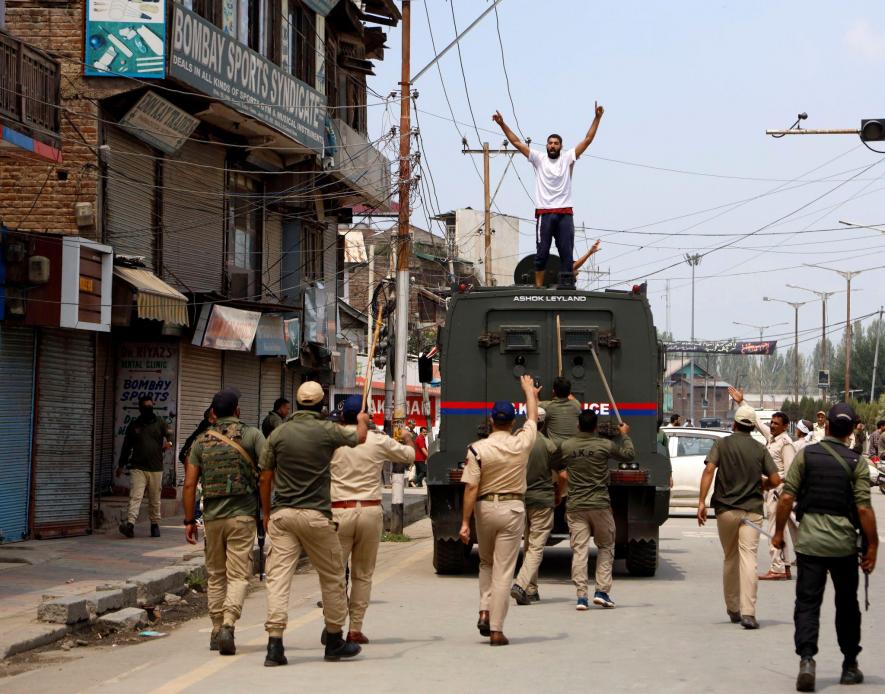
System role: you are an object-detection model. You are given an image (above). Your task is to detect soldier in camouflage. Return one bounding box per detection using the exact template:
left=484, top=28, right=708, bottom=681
left=183, top=388, right=265, bottom=656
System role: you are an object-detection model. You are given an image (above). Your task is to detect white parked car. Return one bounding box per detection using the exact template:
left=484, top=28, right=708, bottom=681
left=662, top=426, right=731, bottom=510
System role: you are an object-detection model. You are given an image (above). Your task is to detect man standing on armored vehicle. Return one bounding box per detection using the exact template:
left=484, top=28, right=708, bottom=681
left=492, top=104, right=604, bottom=289
left=459, top=374, right=539, bottom=646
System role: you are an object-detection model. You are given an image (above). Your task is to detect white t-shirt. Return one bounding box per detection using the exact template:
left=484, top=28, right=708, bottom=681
left=528, top=147, right=578, bottom=210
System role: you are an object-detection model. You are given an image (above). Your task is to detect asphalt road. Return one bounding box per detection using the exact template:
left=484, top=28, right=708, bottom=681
left=4, top=492, right=884, bottom=694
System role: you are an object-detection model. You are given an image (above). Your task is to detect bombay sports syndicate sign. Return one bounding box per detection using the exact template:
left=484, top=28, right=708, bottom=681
left=168, top=5, right=325, bottom=154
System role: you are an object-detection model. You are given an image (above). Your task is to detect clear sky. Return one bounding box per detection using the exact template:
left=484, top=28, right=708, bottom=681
left=367, top=1, right=885, bottom=355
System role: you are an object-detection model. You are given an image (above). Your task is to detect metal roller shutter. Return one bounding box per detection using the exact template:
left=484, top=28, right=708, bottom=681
left=33, top=329, right=95, bottom=537
left=264, top=211, right=283, bottom=299
left=162, top=142, right=225, bottom=293
left=93, top=333, right=115, bottom=495
left=104, top=127, right=156, bottom=264
left=223, top=351, right=261, bottom=428
left=0, top=325, right=36, bottom=543
left=178, top=342, right=222, bottom=480
left=260, top=358, right=284, bottom=418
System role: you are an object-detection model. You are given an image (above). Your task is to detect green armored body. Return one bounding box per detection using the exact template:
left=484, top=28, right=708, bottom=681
left=428, top=283, right=671, bottom=577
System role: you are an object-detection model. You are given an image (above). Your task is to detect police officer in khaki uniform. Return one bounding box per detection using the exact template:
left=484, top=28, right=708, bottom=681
left=182, top=388, right=265, bottom=656
left=510, top=406, right=560, bottom=605
left=539, top=377, right=581, bottom=446
left=773, top=403, right=878, bottom=691
left=460, top=374, right=538, bottom=646
left=260, top=381, right=369, bottom=666
left=330, top=395, right=416, bottom=643
left=559, top=409, right=634, bottom=610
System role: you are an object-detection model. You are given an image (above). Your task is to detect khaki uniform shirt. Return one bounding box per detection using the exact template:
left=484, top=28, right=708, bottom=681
left=784, top=436, right=871, bottom=557
left=812, top=423, right=826, bottom=443
left=755, top=420, right=795, bottom=476
left=461, top=420, right=537, bottom=496
left=188, top=416, right=265, bottom=522
left=260, top=411, right=359, bottom=516
left=331, top=428, right=415, bottom=502
left=538, top=397, right=581, bottom=445
left=558, top=432, right=636, bottom=511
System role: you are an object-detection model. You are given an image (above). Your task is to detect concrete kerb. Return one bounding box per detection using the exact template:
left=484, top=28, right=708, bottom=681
left=0, top=624, right=68, bottom=660
left=125, top=567, right=189, bottom=607
left=96, top=607, right=149, bottom=632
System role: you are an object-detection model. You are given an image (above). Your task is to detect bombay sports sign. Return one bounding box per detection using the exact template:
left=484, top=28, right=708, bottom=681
left=512, top=295, right=588, bottom=303
left=168, top=5, right=325, bottom=153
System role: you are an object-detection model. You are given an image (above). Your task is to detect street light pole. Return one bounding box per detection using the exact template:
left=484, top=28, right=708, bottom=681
left=764, top=296, right=809, bottom=407
left=787, top=283, right=846, bottom=398
left=686, top=254, right=701, bottom=424
left=733, top=320, right=787, bottom=407
left=872, top=306, right=883, bottom=402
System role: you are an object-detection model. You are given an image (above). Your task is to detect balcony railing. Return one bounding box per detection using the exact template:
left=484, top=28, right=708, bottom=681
left=0, top=28, right=61, bottom=140
left=328, top=118, right=392, bottom=209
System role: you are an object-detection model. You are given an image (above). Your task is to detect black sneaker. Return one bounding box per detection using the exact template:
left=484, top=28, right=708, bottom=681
left=727, top=610, right=741, bottom=624
left=150, top=523, right=161, bottom=538
left=840, top=662, right=863, bottom=685
left=320, top=627, right=327, bottom=645
left=740, top=615, right=759, bottom=630
left=324, top=630, right=361, bottom=661
left=218, top=625, right=235, bottom=656
left=264, top=637, right=287, bottom=667
left=209, top=628, right=221, bottom=651
left=119, top=521, right=134, bottom=538
left=528, top=592, right=540, bottom=603
left=796, top=656, right=815, bottom=692
left=510, top=584, right=531, bottom=606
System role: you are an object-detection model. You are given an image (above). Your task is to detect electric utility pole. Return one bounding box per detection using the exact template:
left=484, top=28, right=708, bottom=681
left=787, top=283, right=842, bottom=399
left=463, top=143, right=520, bottom=286
left=872, top=306, right=883, bottom=402
left=764, top=296, right=809, bottom=408
left=685, top=254, right=701, bottom=425
left=391, top=0, right=412, bottom=534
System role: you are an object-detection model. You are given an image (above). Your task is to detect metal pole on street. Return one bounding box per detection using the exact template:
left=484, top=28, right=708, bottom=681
left=686, top=254, right=701, bottom=424
left=872, top=306, right=883, bottom=402
left=787, top=283, right=841, bottom=399
left=763, top=297, right=808, bottom=407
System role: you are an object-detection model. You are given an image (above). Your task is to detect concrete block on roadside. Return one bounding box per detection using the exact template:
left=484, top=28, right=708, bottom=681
left=81, top=589, right=126, bottom=618
left=177, top=558, right=206, bottom=585
left=37, top=595, right=90, bottom=624
left=125, top=567, right=187, bottom=606
left=0, top=624, right=68, bottom=659
left=97, top=607, right=148, bottom=631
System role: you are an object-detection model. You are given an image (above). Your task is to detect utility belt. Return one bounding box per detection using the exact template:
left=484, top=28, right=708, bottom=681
left=331, top=499, right=382, bottom=509
left=478, top=493, right=524, bottom=503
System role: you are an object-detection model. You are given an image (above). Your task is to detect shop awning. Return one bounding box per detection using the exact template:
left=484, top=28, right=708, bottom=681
left=114, top=266, right=189, bottom=326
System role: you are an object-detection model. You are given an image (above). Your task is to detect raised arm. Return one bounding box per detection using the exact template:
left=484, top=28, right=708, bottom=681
left=492, top=111, right=530, bottom=158
left=574, top=102, right=604, bottom=158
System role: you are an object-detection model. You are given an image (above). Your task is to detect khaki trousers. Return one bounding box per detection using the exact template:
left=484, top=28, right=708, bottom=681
left=333, top=504, right=383, bottom=632
left=476, top=499, right=525, bottom=632
left=514, top=506, right=554, bottom=594
left=204, top=515, right=255, bottom=628
left=127, top=469, right=162, bottom=524
left=264, top=508, right=348, bottom=637
left=567, top=507, right=615, bottom=597
left=716, top=508, right=763, bottom=616
left=764, top=489, right=798, bottom=573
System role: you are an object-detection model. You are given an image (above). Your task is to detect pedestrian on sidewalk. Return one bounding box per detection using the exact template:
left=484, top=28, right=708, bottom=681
left=459, top=374, right=538, bottom=646
left=259, top=381, right=369, bottom=666
left=329, top=396, right=415, bottom=644
left=868, top=419, right=885, bottom=458
left=559, top=410, right=634, bottom=611
left=729, top=388, right=796, bottom=581
left=413, top=427, right=429, bottom=488
left=492, top=105, right=604, bottom=289
left=773, top=402, right=878, bottom=692
left=511, top=406, right=560, bottom=606
left=183, top=388, right=265, bottom=656
left=698, top=405, right=782, bottom=630
left=116, top=396, right=172, bottom=539
left=261, top=398, right=291, bottom=438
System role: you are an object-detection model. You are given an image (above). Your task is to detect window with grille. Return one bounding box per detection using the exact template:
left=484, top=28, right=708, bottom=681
left=226, top=173, right=263, bottom=299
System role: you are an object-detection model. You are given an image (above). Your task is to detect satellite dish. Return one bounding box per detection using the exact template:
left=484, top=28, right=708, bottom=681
left=513, top=254, right=560, bottom=287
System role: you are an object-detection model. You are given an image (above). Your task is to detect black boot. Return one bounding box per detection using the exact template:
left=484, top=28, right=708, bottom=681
left=209, top=627, right=221, bottom=651
left=796, top=657, right=815, bottom=692
left=320, top=627, right=327, bottom=645
left=150, top=523, right=161, bottom=538
left=840, top=661, right=863, bottom=685
left=264, top=637, right=287, bottom=667
left=119, top=521, right=134, bottom=538
left=218, top=625, right=236, bottom=656
left=324, top=630, right=361, bottom=661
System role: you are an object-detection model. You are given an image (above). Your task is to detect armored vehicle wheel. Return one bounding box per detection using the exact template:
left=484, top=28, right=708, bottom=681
left=626, top=538, right=658, bottom=577
left=434, top=538, right=473, bottom=574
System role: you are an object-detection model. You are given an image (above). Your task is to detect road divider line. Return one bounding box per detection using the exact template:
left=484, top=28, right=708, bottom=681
left=150, top=541, right=433, bottom=694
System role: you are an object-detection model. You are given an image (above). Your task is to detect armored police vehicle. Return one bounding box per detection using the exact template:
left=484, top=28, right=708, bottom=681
left=427, top=277, right=670, bottom=577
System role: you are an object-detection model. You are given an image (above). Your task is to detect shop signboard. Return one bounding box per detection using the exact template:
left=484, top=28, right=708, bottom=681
left=284, top=317, right=301, bottom=363
left=198, top=305, right=261, bottom=352
left=85, top=0, right=166, bottom=78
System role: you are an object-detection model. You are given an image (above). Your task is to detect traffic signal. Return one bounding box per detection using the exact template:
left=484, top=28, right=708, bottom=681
left=860, top=119, right=885, bottom=141
left=374, top=327, right=389, bottom=369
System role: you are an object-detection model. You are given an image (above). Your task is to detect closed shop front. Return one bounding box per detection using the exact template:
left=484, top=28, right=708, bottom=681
left=104, top=127, right=156, bottom=265
left=222, top=351, right=261, bottom=428
left=0, top=325, right=36, bottom=544
left=178, top=342, right=222, bottom=480
left=162, top=142, right=226, bottom=293
left=32, top=329, right=95, bottom=538
left=93, top=333, right=115, bottom=495
left=264, top=211, right=283, bottom=299
left=260, top=358, right=285, bottom=420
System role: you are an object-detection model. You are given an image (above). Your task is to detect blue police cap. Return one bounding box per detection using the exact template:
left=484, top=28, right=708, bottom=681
left=491, top=401, right=516, bottom=422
